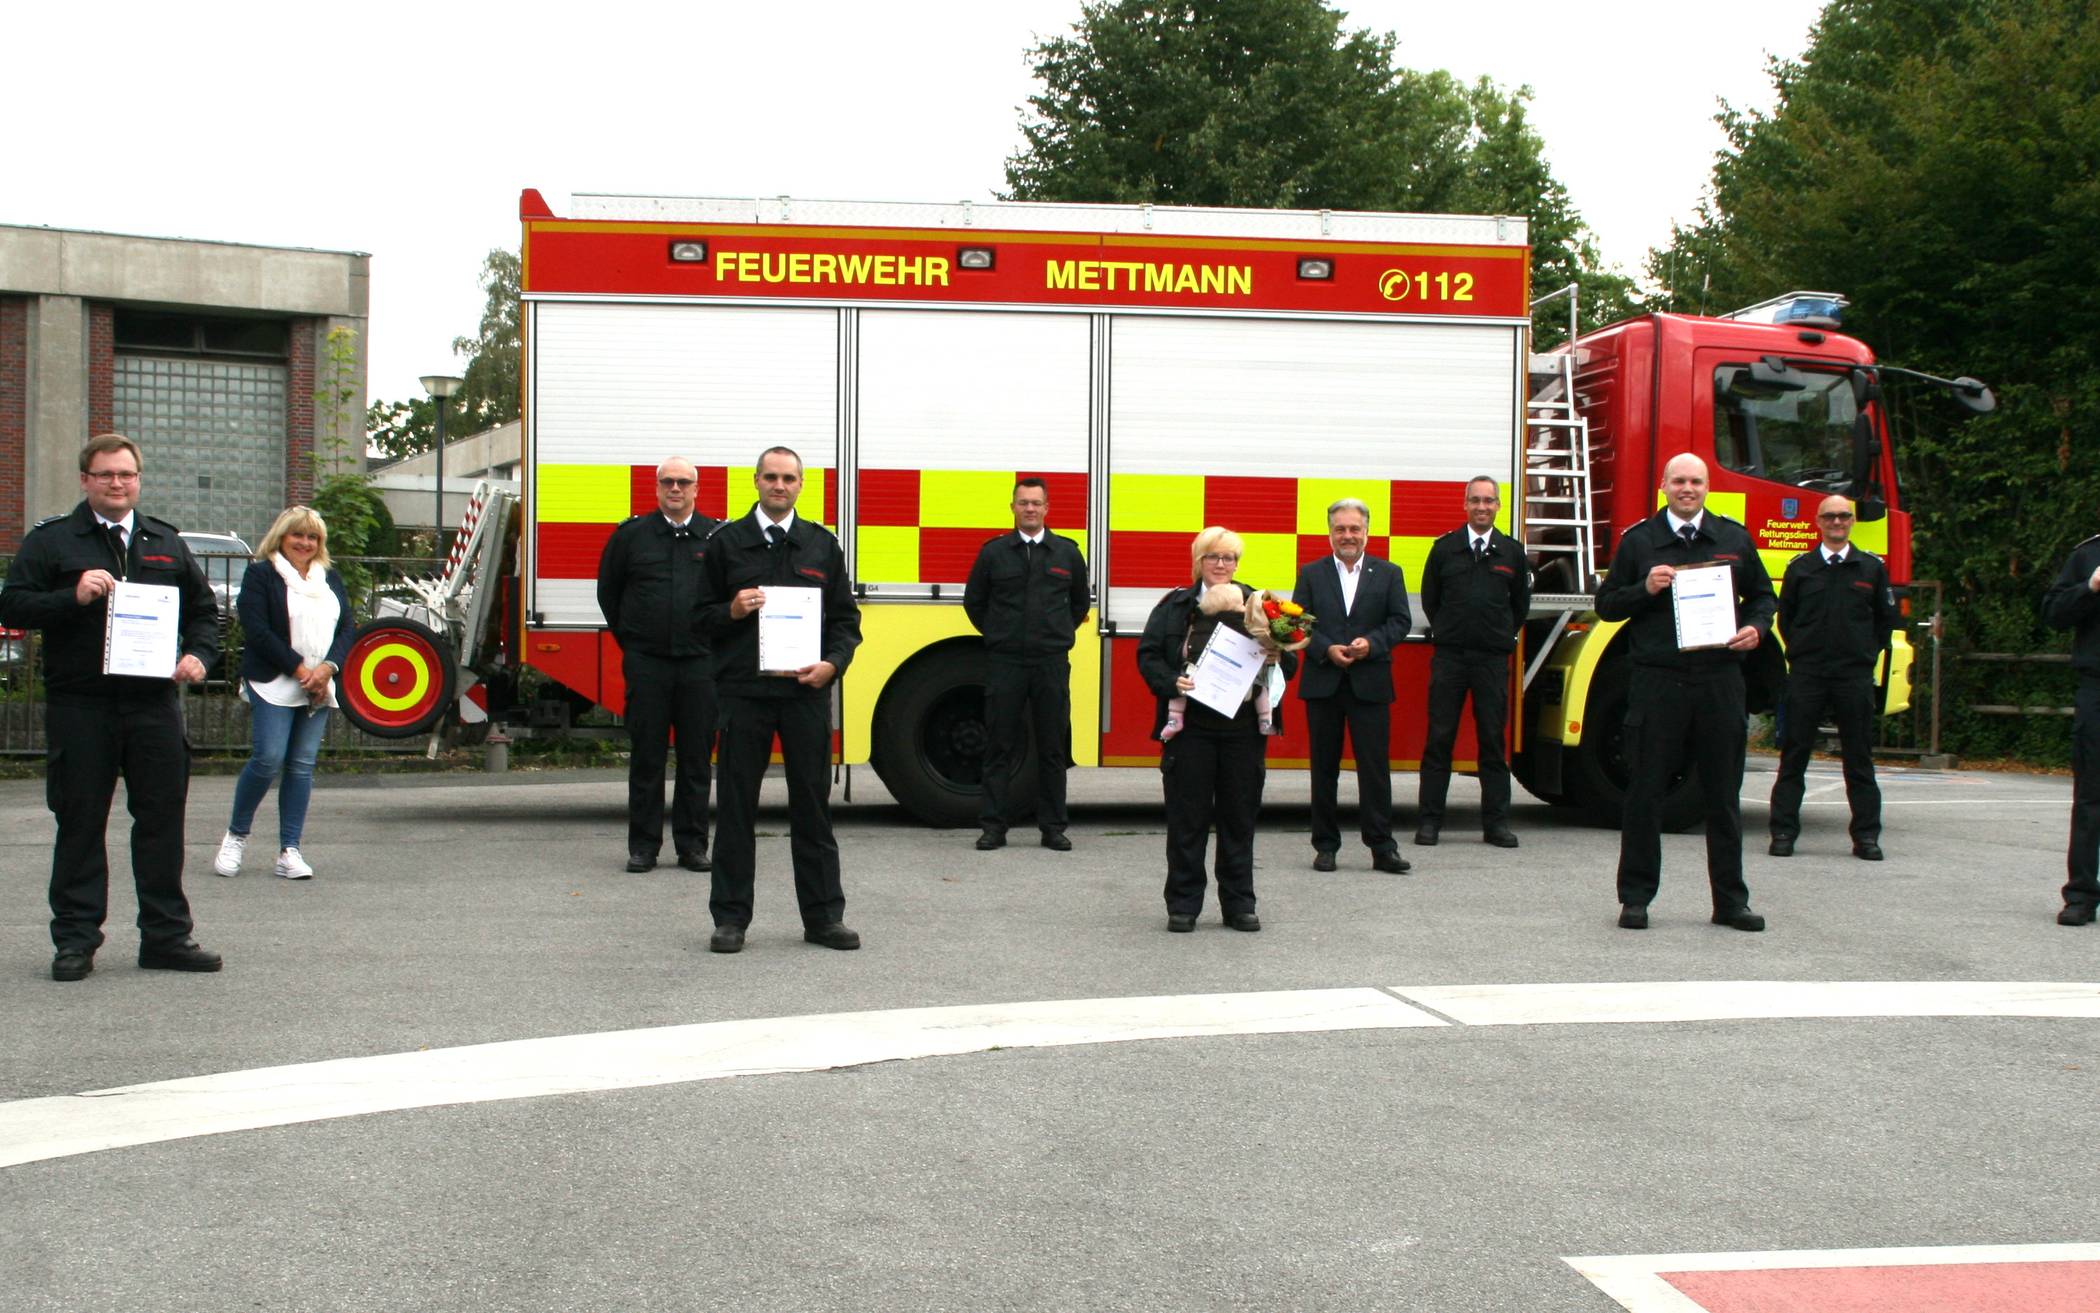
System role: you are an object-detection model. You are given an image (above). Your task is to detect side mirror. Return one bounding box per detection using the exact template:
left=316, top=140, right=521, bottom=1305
left=1854, top=496, right=1887, bottom=523
left=1849, top=369, right=1883, bottom=407
left=1951, top=377, right=1996, bottom=414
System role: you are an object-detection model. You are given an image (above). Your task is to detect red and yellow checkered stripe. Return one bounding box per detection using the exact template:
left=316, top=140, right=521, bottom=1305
left=857, top=469, right=1088, bottom=583
left=1108, top=475, right=1512, bottom=591
left=535, top=464, right=837, bottom=579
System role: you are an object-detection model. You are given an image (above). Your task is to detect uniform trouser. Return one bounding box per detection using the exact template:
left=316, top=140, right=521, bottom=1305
left=1768, top=670, right=1881, bottom=844
left=980, top=656, right=1072, bottom=835
left=1305, top=685, right=1393, bottom=853
left=621, top=650, right=716, bottom=858
left=2067, top=679, right=2100, bottom=910
left=1417, top=647, right=1513, bottom=829
left=710, top=692, right=843, bottom=929
left=1615, top=666, right=1751, bottom=913
left=44, top=688, right=194, bottom=954
left=1160, top=726, right=1266, bottom=917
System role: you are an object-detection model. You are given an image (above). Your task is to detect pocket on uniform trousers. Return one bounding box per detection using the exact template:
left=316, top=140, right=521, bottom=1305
left=46, top=744, right=64, bottom=813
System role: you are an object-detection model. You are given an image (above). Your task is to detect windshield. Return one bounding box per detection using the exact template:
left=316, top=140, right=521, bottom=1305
left=183, top=535, right=249, bottom=555
left=1712, top=364, right=1860, bottom=492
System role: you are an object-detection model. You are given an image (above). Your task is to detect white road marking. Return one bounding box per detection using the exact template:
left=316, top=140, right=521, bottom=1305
left=3, top=981, right=2095, bottom=1171
left=1402, top=980, right=2100, bottom=1026
left=1568, top=1243, right=2100, bottom=1312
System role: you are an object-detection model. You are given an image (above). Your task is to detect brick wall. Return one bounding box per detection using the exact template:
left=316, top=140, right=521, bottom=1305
left=287, top=317, right=315, bottom=505
left=0, top=297, right=26, bottom=552
left=86, top=302, right=113, bottom=437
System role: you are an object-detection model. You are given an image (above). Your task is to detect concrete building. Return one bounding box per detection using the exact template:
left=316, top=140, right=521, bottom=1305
left=370, top=419, right=519, bottom=532
left=0, top=224, right=369, bottom=552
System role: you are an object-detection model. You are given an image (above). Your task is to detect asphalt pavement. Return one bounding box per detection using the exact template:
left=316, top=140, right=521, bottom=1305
left=1, top=756, right=2094, bottom=1312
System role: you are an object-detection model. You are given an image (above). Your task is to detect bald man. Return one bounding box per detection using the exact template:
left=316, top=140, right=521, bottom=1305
left=1595, top=453, right=1777, bottom=932
left=1768, top=495, right=1899, bottom=861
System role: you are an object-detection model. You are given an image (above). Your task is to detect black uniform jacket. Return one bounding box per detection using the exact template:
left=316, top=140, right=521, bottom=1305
left=0, top=501, right=219, bottom=697
left=963, top=530, right=1090, bottom=661
left=1421, top=527, right=1531, bottom=654
left=597, top=512, right=722, bottom=659
left=1776, top=545, right=1898, bottom=679
left=236, top=559, right=355, bottom=687
left=1595, top=508, right=1776, bottom=674
left=699, top=507, right=861, bottom=699
left=1137, top=582, right=1300, bottom=740
left=2043, top=535, right=2100, bottom=679
left=1291, top=554, right=1411, bottom=702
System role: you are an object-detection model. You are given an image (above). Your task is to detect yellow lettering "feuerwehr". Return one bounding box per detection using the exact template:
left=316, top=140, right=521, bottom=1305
left=712, top=251, right=952, bottom=288
left=1044, top=260, right=1253, bottom=296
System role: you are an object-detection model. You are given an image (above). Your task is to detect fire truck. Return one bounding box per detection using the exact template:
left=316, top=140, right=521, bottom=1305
left=334, top=190, right=1988, bottom=829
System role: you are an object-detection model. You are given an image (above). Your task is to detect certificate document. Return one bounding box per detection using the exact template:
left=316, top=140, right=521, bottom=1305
left=1671, top=564, right=1738, bottom=650
left=1186, top=622, right=1265, bottom=717
left=758, top=586, right=822, bottom=673
left=103, top=580, right=181, bottom=678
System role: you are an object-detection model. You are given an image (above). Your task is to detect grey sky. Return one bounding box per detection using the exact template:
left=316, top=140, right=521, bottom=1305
left=2, top=0, right=1826, bottom=407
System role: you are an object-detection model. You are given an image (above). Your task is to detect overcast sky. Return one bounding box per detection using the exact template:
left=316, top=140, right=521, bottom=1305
left=4, top=0, right=1827, bottom=407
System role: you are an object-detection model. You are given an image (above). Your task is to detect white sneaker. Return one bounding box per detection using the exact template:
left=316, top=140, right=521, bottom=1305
left=213, top=832, right=247, bottom=877
left=273, top=848, right=314, bottom=880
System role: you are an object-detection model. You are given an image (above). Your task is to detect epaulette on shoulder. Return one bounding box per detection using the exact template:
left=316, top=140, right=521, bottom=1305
left=140, top=512, right=181, bottom=535
left=2077, top=534, right=2100, bottom=550
left=32, top=512, right=66, bottom=529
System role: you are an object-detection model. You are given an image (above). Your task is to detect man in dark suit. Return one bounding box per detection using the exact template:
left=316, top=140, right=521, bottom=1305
left=597, top=456, right=722, bottom=874
left=1293, top=497, right=1413, bottom=873
left=1595, top=453, right=1777, bottom=932
left=697, top=447, right=863, bottom=954
left=1416, top=477, right=1531, bottom=848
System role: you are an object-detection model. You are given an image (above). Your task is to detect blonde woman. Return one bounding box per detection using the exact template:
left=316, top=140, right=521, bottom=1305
left=1135, top=527, right=1298, bottom=933
left=213, top=507, right=353, bottom=880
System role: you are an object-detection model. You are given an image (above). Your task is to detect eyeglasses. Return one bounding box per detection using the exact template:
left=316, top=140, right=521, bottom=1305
left=1818, top=512, right=1855, bottom=522
left=86, top=470, right=140, bottom=484
left=1200, top=553, right=1240, bottom=565
left=658, top=478, right=696, bottom=488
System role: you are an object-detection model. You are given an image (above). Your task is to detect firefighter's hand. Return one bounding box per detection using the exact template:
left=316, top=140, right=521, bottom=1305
left=730, top=587, right=765, bottom=619
left=174, top=655, right=207, bottom=684
left=1348, top=637, right=1371, bottom=659
left=1175, top=675, right=1195, bottom=692
left=1645, top=564, right=1676, bottom=595
left=1326, top=644, right=1357, bottom=666
left=2088, top=565, right=2100, bottom=593
left=75, top=569, right=116, bottom=605
left=795, top=660, right=836, bottom=689
left=1725, top=625, right=1761, bottom=651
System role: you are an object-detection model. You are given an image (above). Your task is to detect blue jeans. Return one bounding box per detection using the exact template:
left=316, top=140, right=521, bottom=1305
left=229, top=697, right=331, bottom=849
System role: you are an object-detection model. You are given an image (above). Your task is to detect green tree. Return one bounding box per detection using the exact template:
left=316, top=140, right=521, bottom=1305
left=1004, top=0, right=1633, bottom=337
left=1647, top=0, right=2100, bottom=761
left=366, top=248, right=521, bottom=461
left=311, top=326, right=395, bottom=607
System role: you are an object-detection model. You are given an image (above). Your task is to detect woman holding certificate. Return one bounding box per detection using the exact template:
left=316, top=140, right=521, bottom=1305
left=213, top=507, right=354, bottom=881
left=1137, top=527, right=1300, bottom=934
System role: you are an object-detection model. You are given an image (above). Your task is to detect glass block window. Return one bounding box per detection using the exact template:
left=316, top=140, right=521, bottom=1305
left=113, top=355, right=288, bottom=545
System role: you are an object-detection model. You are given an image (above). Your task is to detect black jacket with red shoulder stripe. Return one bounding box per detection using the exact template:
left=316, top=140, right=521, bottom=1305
left=1595, top=508, right=1776, bottom=675
left=1776, top=544, right=1898, bottom=679
left=698, top=505, right=861, bottom=699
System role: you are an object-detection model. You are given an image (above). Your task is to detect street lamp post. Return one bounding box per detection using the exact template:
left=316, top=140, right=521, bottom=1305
left=420, top=373, right=465, bottom=557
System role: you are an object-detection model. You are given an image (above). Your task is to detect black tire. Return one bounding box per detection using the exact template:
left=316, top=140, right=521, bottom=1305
left=336, top=616, right=458, bottom=739
left=1569, top=652, right=1703, bottom=832
left=870, top=645, right=1035, bottom=827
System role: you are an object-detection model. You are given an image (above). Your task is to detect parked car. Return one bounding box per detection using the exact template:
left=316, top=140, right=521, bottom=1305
left=179, top=532, right=252, bottom=679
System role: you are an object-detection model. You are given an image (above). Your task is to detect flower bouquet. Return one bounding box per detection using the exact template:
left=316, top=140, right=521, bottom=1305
left=1243, top=590, right=1315, bottom=653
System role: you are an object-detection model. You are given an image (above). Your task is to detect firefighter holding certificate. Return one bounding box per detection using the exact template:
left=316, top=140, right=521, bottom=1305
left=1594, top=453, right=1776, bottom=933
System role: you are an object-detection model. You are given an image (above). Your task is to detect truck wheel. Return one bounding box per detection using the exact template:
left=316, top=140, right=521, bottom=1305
left=337, top=617, right=457, bottom=739
left=871, top=646, right=1035, bottom=827
left=1569, top=655, right=1703, bottom=832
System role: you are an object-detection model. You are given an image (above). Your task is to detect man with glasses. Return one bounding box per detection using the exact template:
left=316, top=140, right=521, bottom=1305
left=1292, top=498, right=1414, bottom=873
left=1, top=434, right=222, bottom=981
left=964, top=477, right=1091, bottom=852
left=1768, top=495, right=1899, bottom=860
left=597, top=457, right=722, bottom=873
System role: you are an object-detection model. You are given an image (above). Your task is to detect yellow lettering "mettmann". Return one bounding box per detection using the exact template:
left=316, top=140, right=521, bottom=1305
left=711, top=251, right=953, bottom=288
left=1044, top=260, right=1253, bottom=296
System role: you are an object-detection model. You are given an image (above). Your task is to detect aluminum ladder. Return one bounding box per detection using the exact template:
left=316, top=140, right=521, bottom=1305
left=1522, top=349, right=1603, bottom=593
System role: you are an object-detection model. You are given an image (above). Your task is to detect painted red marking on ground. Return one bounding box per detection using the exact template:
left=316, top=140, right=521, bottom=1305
left=1662, top=1261, right=2100, bottom=1312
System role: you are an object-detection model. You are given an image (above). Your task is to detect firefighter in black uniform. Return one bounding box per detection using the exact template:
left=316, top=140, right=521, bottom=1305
left=697, top=447, right=862, bottom=954
left=1767, top=494, right=1899, bottom=861
left=1417, top=476, right=1532, bottom=848
left=0, top=434, right=222, bottom=981
left=597, top=456, right=722, bottom=873
left=2042, top=529, right=2100, bottom=926
left=963, top=477, right=1091, bottom=852
left=1595, top=453, right=1777, bottom=932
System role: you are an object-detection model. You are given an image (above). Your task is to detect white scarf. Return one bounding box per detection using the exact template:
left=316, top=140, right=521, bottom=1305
left=248, top=553, right=341, bottom=708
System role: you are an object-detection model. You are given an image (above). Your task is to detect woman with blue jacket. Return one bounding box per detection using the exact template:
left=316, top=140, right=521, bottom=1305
left=213, top=506, right=354, bottom=881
